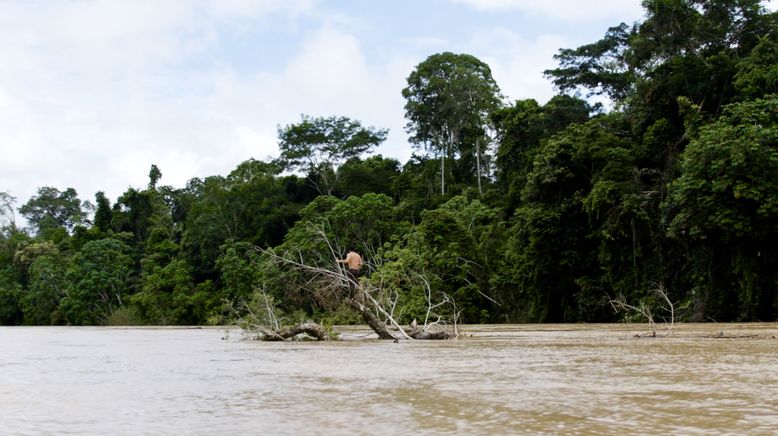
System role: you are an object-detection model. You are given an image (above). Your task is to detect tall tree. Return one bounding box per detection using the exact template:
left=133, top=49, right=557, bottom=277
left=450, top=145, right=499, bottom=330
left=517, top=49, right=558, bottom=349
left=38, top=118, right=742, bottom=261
left=19, top=187, right=90, bottom=235
left=93, top=191, right=113, bottom=233
left=148, top=164, right=162, bottom=190
left=544, top=23, right=635, bottom=101
left=277, top=115, right=388, bottom=195
left=402, top=52, right=503, bottom=195
left=0, top=191, right=17, bottom=233
left=546, top=0, right=775, bottom=114
left=113, top=187, right=164, bottom=243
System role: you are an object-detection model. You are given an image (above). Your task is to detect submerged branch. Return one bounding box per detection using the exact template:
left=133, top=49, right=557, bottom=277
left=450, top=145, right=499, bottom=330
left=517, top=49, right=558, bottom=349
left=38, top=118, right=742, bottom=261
left=252, top=322, right=328, bottom=341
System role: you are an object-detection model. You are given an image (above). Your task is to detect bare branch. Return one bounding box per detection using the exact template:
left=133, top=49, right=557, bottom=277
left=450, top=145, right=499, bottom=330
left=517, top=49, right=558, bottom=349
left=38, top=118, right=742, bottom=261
left=609, top=282, right=677, bottom=337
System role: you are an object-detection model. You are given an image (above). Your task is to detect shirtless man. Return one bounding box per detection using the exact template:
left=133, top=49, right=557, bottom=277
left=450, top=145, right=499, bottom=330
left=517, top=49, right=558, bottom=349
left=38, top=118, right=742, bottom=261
left=337, top=246, right=363, bottom=294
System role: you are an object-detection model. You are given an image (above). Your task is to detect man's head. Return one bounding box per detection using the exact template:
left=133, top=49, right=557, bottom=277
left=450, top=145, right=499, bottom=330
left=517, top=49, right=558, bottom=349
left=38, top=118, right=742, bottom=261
left=347, top=245, right=356, bottom=253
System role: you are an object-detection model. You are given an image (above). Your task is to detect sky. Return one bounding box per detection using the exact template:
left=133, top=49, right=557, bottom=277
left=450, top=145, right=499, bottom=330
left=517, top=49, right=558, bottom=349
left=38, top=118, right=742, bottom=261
left=0, top=0, right=775, bottom=214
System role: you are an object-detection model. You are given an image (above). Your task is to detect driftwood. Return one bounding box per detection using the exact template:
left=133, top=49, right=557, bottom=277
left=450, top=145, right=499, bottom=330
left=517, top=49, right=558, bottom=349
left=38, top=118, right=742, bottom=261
left=345, top=296, right=396, bottom=340
left=404, top=327, right=450, bottom=340
left=254, top=322, right=327, bottom=341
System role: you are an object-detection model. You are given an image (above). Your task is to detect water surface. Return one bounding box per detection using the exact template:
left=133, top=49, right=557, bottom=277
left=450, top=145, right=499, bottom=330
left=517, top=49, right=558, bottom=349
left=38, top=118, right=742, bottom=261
left=1, top=323, right=776, bottom=435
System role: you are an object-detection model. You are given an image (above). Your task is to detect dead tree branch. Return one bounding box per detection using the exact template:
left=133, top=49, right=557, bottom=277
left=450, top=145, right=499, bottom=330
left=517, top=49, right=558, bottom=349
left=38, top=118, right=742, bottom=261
left=249, top=231, right=457, bottom=340
left=610, top=282, right=676, bottom=337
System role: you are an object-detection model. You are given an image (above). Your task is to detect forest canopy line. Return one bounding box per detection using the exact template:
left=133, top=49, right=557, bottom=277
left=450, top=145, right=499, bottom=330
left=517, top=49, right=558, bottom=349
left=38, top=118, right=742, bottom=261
left=1, top=0, right=777, bottom=326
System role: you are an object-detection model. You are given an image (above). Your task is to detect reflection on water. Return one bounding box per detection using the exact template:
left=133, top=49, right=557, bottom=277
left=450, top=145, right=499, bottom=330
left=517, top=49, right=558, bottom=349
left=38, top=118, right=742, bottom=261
left=1, top=324, right=776, bottom=435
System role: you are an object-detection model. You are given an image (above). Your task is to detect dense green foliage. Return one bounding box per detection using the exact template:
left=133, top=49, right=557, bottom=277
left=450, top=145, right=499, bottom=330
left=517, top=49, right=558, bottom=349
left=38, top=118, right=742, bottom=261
left=2, top=0, right=776, bottom=325
left=403, top=52, right=502, bottom=195
left=277, top=115, right=389, bottom=196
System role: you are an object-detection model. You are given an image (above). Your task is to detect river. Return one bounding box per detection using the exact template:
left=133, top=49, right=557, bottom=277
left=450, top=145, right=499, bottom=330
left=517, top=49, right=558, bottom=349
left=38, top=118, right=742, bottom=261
left=1, top=323, right=776, bottom=435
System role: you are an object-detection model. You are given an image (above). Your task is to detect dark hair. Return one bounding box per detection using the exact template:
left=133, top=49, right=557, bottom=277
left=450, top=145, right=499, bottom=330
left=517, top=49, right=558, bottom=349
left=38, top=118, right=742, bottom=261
left=347, top=245, right=356, bottom=252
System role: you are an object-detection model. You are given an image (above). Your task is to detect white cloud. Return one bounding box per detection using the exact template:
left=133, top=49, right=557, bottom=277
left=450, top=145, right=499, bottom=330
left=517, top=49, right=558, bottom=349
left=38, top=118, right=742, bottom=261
left=463, top=27, right=572, bottom=104
left=0, top=0, right=319, bottom=208
left=452, top=0, right=645, bottom=22
left=199, top=24, right=417, bottom=165
left=401, top=37, right=450, bottom=48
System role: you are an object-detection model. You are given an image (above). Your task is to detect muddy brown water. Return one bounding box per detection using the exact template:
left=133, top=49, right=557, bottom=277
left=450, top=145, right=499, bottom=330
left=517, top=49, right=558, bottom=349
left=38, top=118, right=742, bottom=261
left=1, top=323, right=776, bottom=435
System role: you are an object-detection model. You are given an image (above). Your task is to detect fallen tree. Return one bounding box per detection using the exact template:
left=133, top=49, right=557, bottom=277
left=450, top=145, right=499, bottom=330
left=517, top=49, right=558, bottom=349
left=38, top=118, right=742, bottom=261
left=343, top=288, right=453, bottom=340
left=239, top=229, right=459, bottom=341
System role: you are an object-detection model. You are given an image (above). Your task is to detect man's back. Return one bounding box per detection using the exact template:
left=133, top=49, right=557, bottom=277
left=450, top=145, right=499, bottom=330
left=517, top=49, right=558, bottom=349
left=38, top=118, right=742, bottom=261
left=345, top=251, right=362, bottom=270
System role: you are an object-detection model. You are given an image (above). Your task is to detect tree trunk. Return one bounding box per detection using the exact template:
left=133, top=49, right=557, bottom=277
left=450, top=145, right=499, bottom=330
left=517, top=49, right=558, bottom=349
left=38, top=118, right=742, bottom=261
left=346, top=297, right=396, bottom=339
left=346, top=290, right=451, bottom=340
left=404, top=326, right=450, bottom=340
left=258, top=322, right=328, bottom=341
left=475, top=137, right=482, bottom=195
left=440, top=153, right=445, bottom=195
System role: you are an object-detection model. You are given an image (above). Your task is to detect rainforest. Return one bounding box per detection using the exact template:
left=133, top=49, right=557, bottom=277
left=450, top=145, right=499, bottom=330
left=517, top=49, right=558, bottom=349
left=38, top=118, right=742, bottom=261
left=1, top=0, right=777, bottom=327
